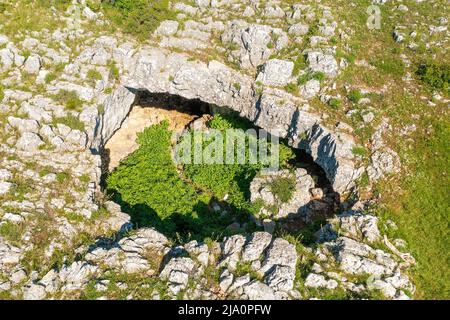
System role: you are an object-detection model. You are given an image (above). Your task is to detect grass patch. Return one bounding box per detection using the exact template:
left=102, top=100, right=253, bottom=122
left=52, top=90, right=83, bottom=111
left=376, top=108, right=450, bottom=299
left=0, top=221, right=24, bottom=245
left=97, top=0, right=176, bottom=40
left=52, top=114, right=85, bottom=132
left=416, top=63, right=450, bottom=93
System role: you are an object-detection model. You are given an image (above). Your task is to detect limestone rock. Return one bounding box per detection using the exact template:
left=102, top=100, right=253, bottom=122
left=304, top=273, right=338, bottom=289
left=256, top=59, right=294, bottom=87
left=160, top=257, right=196, bottom=295
left=260, top=238, right=298, bottom=275
left=242, top=232, right=272, bottom=262
left=16, top=132, right=44, bottom=151
left=307, top=51, right=339, bottom=78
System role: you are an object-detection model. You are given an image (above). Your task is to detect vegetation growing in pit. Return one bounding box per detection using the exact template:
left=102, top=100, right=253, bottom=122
left=268, top=176, right=296, bottom=204
left=106, top=113, right=297, bottom=242
left=182, top=113, right=296, bottom=213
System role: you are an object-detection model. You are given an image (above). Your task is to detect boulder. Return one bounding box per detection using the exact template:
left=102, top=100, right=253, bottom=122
left=260, top=238, right=298, bottom=275
left=160, top=257, right=197, bottom=295
left=242, top=232, right=272, bottom=262
left=256, top=59, right=294, bottom=87
left=307, top=51, right=339, bottom=78
left=16, top=132, right=44, bottom=150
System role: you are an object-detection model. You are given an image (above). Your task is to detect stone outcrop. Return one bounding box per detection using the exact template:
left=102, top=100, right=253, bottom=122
left=92, top=46, right=360, bottom=194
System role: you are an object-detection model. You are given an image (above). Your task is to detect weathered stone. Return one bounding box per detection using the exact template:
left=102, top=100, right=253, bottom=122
left=304, top=273, right=338, bottom=289
left=242, top=232, right=272, bottom=262
left=16, top=132, right=44, bottom=150
left=242, top=280, right=277, bottom=300
left=307, top=51, right=339, bottom=78
left=264, top=265, right=295, bottom=292
left=155, top=20, right=179, bottom=37
left=256, top=59, right=294, bottom=87
left=260, top=238, right=298, bottom=275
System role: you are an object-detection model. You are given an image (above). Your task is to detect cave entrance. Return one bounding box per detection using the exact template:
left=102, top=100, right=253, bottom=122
left=100, top=90, right=338, bottom=242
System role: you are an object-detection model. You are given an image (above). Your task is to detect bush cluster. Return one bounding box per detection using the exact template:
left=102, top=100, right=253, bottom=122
left=416, top=63, right=450, bottom=93
left=98, top=0, right=175, bottom=40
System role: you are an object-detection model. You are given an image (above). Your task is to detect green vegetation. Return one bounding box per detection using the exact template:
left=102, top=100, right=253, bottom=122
left=0, top=221, right=24, bottom=245
left=328, top=98, right=342, bottom=110
left=0, top=84, right=4, bottom=101
left=44, top=73, right=57, bottom=84
left=182, top=113, right=295, bottom=212
left=95, top=0, right=175, bottom=40
left=268, top=176, right=296, bottom=204
left=285, top=83, right=298, bottom=94
left=106, top=121, right=242, bottom=242
left=352, top=146, right=368, bottom=157
left=108, top=61, right=120, bottom=81
left=52, top=114, right=85, bottom=132
left=292, top=55, right=307, bottom=76
left=86, top=69, right=103, bottom=85
left=347, top=89, right=362, bottom=104
left=416, top=63, right=450, bottom=93
left=298, top=72, right=326, bottom=85
left=370, top=54, right=405, bottom=77
left=106, top=113, right=297, bottom=242
left=52, top=90, right=84, bottom=111
left=377, top=110, right=450, bottom=299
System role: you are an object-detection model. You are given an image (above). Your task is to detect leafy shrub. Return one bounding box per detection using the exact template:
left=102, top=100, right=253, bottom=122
left=100, top=0, right=175, bottom=40
left=106, top=121, right=237, bottom=241
left=347, top=89, right=362, bottom=103
left=416, top=63, right=450, bottom=93
left=108, top=62, right=120, bottom=80
left=183, top=113, right=295, bottom=212
left=269, top=176, right=296, bottom=203
left=0, top=84, right=4, bottom=101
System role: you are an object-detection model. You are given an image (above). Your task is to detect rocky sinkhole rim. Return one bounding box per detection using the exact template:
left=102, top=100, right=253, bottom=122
left=91, top=89, right=340, bottom=241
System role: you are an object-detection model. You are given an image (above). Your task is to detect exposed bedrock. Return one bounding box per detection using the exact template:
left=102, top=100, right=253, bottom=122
left=91, top=48, right=361, bottom=194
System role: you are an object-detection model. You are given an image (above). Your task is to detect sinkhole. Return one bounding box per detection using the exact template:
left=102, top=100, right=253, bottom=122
left=99, top=91, right=339, bottom=243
